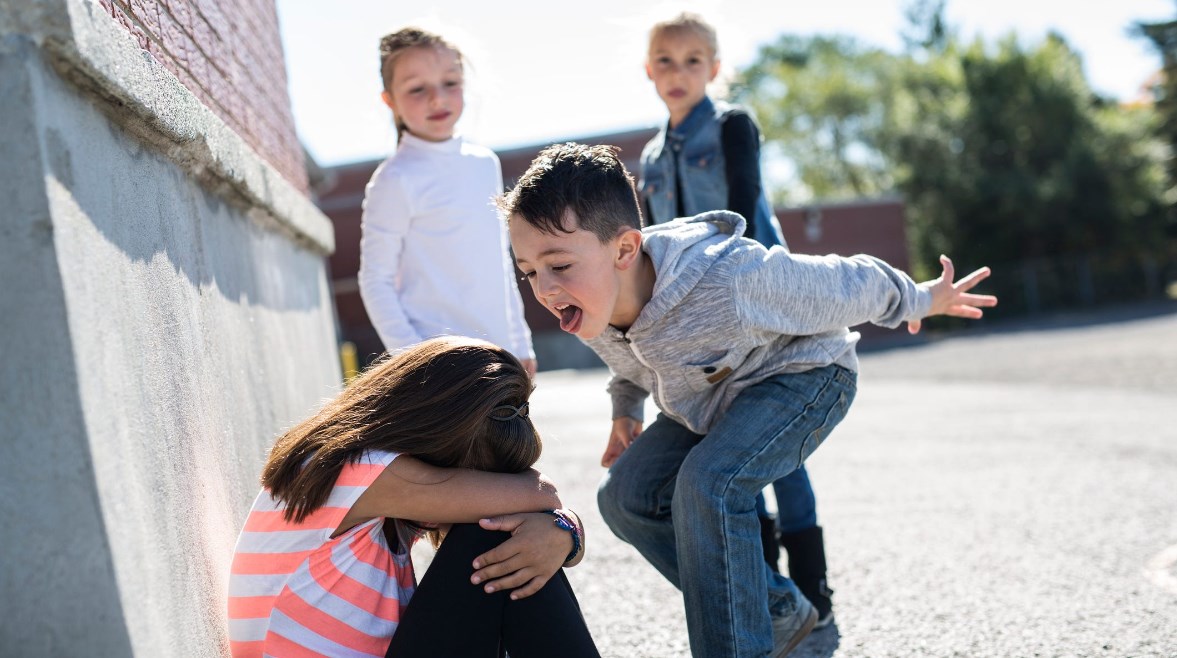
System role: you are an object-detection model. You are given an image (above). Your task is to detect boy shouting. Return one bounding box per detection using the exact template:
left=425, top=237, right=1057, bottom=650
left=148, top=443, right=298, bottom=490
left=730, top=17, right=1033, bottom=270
left=502, top=143, right=996, bottom=658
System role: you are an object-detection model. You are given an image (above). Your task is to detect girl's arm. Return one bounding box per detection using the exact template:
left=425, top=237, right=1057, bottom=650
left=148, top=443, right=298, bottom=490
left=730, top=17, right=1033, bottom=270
left=342, top=456, right=560, bottom=531
left=341, top=457, right=576, bottom=601
left=468, top=509, right=585, bottom=599
left=492, top=154, right=537, bottom=364
left=502, top=254, right=535, bottom=365
left=357, top=168, right=424, bottom=350
left=721, top=110, right=765, bottom=241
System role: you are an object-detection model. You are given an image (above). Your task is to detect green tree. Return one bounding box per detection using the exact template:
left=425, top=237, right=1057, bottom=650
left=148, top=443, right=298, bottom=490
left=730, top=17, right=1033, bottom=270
left=734, top=35, right=900, bottom=204
left=1135, top=17, right=1177, bottom=235
left=737, top=23, right=1169, bottom=303
left=898, top=35, right=1167, bottom=268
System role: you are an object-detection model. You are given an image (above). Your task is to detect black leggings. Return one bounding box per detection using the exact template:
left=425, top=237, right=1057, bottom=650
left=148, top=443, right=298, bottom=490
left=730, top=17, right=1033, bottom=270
left=385, top=523, right=601, bottom=658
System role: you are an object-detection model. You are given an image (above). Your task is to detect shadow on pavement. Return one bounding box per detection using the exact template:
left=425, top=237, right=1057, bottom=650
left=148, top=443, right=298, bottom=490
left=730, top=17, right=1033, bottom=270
left=794, top=623, right=840, bottom=657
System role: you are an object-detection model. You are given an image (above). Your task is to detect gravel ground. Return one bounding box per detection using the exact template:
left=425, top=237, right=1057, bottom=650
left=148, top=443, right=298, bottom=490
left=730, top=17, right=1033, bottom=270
left=426, top=304, right=1177, bottom=657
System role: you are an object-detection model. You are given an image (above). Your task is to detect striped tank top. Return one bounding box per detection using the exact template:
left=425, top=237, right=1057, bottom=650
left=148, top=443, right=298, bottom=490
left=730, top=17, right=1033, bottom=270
left=227, top=450, right=416, bottom=657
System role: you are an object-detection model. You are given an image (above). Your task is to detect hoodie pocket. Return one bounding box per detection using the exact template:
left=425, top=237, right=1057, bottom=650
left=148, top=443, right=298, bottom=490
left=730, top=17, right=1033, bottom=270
left=681, top=351, right=740, bottom=393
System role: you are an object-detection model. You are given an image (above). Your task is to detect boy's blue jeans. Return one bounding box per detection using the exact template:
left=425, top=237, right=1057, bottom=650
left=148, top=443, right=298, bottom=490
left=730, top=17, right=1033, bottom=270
left=598, top=365, right=856, bottom=658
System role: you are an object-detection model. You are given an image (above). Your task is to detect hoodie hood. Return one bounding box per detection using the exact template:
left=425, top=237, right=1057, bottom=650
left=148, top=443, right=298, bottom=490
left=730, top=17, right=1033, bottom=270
left=634, top=210, right=748, bottom=331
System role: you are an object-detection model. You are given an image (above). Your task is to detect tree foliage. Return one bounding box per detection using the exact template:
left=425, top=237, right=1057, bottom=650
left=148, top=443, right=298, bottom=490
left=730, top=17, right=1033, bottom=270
left=735, top=36, right=899, bottom=203
left=734, top=16, right=1171, bottom=289
left=1135, top=18, right=1177, bottom=211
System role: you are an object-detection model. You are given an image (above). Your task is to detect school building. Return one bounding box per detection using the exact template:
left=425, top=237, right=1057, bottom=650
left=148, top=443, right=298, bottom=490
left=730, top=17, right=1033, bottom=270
left=315, top=129, right=914, bottom=371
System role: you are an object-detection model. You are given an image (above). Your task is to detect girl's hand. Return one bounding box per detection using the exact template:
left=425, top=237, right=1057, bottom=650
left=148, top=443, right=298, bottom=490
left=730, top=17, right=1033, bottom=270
left=909, top=255, right=998, bottom=334
left=602, top=417, right=642, bottom=467
left=469, top=512, right=574, bottom=600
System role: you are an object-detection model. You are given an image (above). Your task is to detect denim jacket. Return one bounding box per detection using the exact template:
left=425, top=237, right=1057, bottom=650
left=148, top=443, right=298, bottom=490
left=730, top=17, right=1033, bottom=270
left=639, top=96, right=785, bottom=248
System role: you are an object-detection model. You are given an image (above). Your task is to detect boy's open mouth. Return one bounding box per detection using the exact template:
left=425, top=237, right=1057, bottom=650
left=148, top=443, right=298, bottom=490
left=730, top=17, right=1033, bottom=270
left=555, top=303, right=583, bottom=334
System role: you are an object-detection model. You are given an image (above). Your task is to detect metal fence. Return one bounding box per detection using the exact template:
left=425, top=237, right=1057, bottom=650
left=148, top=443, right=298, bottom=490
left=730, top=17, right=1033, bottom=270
left=979, top=242, right=1177, bottom=317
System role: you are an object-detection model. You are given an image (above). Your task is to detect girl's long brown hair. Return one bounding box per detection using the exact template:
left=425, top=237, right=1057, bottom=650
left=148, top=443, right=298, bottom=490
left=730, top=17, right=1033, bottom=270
left=262, top=336, right=539, bottom=523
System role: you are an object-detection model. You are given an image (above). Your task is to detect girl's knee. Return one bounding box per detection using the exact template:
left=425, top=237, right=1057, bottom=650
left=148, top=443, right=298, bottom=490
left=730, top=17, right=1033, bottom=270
left=437, top=523, right=510, bottom=558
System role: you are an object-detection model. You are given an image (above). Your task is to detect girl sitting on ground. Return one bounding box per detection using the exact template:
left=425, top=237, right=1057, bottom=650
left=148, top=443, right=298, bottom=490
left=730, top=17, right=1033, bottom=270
left=227, top=336, right=600, bottom=657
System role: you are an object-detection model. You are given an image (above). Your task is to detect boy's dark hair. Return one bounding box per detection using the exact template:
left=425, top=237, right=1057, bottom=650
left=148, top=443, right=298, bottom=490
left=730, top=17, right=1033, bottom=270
left=499, top=142, right=644, bottom=242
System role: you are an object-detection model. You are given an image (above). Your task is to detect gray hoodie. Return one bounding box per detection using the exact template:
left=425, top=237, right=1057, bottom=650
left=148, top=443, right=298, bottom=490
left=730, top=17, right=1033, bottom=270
left=585, top=210, right=932, bottom=435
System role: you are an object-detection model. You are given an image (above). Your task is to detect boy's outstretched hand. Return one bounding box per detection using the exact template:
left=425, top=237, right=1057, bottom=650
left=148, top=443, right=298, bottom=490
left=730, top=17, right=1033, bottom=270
left=909, top=255, right=998, bottom=335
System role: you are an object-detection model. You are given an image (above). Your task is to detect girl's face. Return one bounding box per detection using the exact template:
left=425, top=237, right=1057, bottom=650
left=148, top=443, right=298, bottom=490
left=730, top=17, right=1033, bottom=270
left=645, top=30, right=719, bottom=127
left=382, top=46, right=464, bottom=142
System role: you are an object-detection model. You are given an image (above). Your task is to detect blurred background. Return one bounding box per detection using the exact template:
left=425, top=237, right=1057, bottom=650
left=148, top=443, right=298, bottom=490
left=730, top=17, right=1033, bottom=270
left=279, top=0, right=1177, bottom=369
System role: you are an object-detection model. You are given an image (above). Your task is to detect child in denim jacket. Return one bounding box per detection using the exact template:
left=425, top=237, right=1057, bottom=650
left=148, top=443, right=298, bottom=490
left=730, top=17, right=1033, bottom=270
left=638, top=12, right=836, bottom=626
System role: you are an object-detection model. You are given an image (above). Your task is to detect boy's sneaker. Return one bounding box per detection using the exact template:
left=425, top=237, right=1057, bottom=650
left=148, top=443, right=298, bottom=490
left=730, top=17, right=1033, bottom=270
left=771, top=594, right=818, bottom=657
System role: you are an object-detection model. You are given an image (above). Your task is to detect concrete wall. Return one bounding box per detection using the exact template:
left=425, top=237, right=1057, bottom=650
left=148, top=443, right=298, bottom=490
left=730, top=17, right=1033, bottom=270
left=0, top=1, right=339, bottom=655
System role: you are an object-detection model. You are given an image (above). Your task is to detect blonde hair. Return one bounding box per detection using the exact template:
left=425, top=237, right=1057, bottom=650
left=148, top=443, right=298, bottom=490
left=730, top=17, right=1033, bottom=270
left=648, top=12, right=719, bottom=59
left=377, top=27, right=464, bottom=139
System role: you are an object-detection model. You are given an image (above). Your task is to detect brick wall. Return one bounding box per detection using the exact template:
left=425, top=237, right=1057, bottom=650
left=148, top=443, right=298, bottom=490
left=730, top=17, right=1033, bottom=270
left=96, top=0, right=309, bottom=193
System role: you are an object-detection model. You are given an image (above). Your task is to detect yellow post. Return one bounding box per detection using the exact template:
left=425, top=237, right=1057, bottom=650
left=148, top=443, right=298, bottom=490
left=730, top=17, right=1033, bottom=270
left=339, top=341, right=359, bottom=384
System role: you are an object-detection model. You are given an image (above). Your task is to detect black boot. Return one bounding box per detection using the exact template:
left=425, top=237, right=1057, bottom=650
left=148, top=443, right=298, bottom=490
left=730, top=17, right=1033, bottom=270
left=759, top=514, right=781, bottom=573
left=780, top=525, right=834, bottom=628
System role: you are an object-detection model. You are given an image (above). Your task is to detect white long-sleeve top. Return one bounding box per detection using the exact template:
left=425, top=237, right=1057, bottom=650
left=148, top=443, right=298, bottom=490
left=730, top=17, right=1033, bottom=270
left=357, top=133, right=534, bottom=360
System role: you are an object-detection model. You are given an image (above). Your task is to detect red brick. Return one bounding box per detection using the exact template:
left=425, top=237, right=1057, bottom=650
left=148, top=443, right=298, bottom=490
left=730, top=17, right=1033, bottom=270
left=190, top=0, right=229, bottom=42
left=189, top=7, right=221, bottom=60
left=110, top=3, right=149, bottom=51
left=160, top=0, right=193, bottom=34
left=143, top=33, right=175, bottom=75
left=186, top=49, right=211, bottom=94
left=156, top=15, right=189, bottom=65
left=126, top=0, right=161, bottom=36
left=105, top=0, right=309, bottom=193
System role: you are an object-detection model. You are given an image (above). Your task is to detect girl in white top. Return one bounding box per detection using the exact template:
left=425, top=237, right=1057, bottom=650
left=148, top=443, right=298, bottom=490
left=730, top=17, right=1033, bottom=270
left=359, top=27, right=536, bottom=374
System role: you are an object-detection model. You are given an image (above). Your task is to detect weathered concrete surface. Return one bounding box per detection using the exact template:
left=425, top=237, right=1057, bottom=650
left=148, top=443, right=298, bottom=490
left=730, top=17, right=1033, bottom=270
left=523, top=305, right=1177, bottom=657
left=0, top=4, right=339, bottom=655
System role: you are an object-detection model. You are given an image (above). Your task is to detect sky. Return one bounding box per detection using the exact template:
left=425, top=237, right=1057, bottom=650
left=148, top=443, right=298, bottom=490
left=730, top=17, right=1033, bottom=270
left=277, top=0, right=1176, bottom=168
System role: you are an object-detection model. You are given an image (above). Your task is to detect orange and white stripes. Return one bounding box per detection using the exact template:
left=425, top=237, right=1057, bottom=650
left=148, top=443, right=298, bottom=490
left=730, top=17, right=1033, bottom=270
left=227, top=450, right=415, bottom=657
